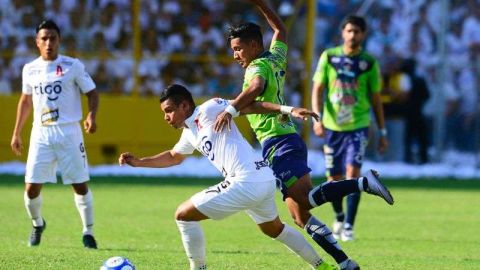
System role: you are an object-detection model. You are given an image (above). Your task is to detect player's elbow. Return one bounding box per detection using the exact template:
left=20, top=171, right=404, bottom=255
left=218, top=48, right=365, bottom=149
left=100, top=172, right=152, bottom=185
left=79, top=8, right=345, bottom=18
left=171, top=152, right=186, bottom=165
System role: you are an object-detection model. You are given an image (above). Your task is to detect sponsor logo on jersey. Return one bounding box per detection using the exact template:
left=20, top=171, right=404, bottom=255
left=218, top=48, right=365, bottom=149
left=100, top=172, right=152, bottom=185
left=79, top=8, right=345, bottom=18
left=34, top=81, right=62, bottom=101
left=56, top=65, right=63, bottom=76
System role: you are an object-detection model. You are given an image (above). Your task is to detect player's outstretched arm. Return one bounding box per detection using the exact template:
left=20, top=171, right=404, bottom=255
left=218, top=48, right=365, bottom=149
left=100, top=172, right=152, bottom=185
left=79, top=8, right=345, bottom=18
left=241, top=101, right=319, bottom=121
left=11, top=94, right=33, bottom=156
left=249, top=0, right=287, bottom=44
left=119, top=150, right=186, bottom=168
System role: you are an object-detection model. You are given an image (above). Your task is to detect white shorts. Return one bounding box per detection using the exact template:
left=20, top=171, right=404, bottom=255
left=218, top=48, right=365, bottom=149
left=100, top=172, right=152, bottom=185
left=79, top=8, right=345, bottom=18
left=191, top=179, right=278, bottom=224
left=25, top=122, right=90, bottom=185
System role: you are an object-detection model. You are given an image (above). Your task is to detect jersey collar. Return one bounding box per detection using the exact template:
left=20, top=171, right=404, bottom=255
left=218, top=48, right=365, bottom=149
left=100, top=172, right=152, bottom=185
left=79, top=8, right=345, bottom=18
left=184, top=107, right=199, bottom=129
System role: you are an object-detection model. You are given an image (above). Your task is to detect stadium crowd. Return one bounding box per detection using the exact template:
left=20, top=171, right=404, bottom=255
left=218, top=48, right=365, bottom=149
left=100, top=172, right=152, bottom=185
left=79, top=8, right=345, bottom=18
left=0, top=0, right=479, bottom=159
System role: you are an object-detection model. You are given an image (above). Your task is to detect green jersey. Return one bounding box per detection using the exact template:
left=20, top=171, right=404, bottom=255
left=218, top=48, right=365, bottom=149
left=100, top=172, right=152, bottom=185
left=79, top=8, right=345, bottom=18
left=313, top=46, right=381, bottom=131
left=243, top=40, right=296, bottom=143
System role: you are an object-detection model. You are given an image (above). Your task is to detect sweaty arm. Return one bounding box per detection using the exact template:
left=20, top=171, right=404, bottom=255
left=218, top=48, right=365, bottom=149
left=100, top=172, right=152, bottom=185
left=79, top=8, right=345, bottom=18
left=214, top=76, right=264, bottom=132
left=84, top=89, right=99, bottom=134
left=11, top=94, right=33, bottom=156
left=241, top=101, right=319, bottom=121
left=311, top=81, right=326, bottom=137
left=250, top=0, right=287, bottom=44
left=119, top=150, right=186, bottom=168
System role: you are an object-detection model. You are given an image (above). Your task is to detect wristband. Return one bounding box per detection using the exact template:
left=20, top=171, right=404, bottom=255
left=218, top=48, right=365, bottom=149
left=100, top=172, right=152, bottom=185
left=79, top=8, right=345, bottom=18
left=379, top=128, right=387, bottom=137
left=225, top=104, right=240, bottom=117
left=280, top=105, right=294, bottom=114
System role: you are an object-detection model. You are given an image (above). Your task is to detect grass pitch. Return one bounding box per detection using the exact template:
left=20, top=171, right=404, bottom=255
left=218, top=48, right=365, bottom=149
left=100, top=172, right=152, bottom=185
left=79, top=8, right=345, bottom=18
left=0, top=175, right=479, bottom=269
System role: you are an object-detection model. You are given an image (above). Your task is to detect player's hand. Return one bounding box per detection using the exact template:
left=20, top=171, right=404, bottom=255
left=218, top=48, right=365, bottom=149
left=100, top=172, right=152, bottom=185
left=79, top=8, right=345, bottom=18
left=11, top=135, right=23, bottom=156
left=291, top=108, right=319, bottom=122
left=214, top=111, right=233, bottom=132
left=84, top=113, right=97, bottom=134
left=312, top=121, right=325, bottom=138
left=119, top=152, right=138, bottom=167
left=378, top=136, right=388, bottom=154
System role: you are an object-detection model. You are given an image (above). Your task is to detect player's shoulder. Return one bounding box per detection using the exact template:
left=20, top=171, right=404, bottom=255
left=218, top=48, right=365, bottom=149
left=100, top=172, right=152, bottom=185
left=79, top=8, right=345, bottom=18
left=198, top=98, right=228, bottom=120
left=200, top=98, right=228, bottom=111
left=23, top=56, right=42, bottom=69
left=323, top=46, right=343, bottom=56
left=58, top=54, right=82, bottom=67
left=359, top=50, right=378, bottom=64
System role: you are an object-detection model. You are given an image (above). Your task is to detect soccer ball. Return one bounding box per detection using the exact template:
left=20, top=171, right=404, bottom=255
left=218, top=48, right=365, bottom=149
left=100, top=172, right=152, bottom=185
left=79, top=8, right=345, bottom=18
left=100, top=256, right=135, bottom=270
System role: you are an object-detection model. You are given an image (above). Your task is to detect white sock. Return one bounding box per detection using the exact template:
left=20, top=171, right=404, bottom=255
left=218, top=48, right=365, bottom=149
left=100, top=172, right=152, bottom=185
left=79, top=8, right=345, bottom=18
left=274, top=223, right=323, bottom=269
left=176, top=220, right=207, bottom=270
left=358, top=177, right=366, bottom=192
left=24, top=192, right=44, bottom=227
left=74, top=190, right=94, bottom=235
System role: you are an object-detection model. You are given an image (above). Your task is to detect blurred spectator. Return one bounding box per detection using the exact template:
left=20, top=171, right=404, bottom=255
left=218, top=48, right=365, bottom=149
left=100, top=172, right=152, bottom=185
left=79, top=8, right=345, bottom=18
left=402, top=58, right=430, bottom=164
left=381, top=53, right=411, bottom=161
left=0, top=64, right=12, bottom=94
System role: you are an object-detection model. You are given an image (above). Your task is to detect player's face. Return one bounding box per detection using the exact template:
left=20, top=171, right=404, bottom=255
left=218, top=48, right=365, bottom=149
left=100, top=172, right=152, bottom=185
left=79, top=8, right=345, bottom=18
left=160, top=99, right=189, bottom=129
left=36, top=29, right=60, bottom=61
left=341, top=23, right=365, bottom=50
left=230, top=38, right=259, bottom=68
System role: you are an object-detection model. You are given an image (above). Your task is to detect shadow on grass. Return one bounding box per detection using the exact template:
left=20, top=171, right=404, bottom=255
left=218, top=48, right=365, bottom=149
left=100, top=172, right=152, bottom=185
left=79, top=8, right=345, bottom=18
left=1, top=174, right=480, bottom=191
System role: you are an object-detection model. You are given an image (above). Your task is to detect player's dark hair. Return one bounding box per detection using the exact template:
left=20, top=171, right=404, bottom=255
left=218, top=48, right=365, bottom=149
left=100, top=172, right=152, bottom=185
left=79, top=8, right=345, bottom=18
left=36, top=20, right=61, bottom=36
left=160, top=84, right=195, bottom=108
left=341, top=15, right=367, bottom=32
left=227, top=22, right=263, bottom=46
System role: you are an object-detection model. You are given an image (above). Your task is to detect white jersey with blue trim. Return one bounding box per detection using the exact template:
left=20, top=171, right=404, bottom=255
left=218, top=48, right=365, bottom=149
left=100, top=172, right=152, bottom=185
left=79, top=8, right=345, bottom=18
left=22, top=54, right=96, bottom=126
left=173, top=98, right=273, bottom=182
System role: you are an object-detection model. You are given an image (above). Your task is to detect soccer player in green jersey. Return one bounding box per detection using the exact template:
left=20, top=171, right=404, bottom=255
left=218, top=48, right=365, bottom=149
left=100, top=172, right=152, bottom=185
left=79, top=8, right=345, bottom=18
left=214, top=1, right=393, bottom=269
left=311, top=15, right=389, bottom=242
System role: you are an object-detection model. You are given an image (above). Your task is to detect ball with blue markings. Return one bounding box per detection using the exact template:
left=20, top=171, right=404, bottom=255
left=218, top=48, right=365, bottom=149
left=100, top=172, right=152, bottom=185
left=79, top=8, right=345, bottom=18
left=100, top=256, right=135, bottom=270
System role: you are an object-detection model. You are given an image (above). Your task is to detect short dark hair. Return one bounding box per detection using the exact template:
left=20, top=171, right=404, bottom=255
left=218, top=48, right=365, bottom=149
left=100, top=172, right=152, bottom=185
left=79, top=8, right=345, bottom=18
left=227, top=22, right=263, bottom=45
left=159, top=84, right=195, bottom=107
left=36, top=20, right=61, bottom=36
left=341, top=15, right=367, bottom=32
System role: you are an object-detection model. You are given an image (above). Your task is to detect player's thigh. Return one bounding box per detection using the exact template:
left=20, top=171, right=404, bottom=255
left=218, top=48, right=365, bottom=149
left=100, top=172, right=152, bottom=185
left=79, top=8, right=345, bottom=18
left=267, top=136, right=311, bottom=200
left=191, top=180, right=273, bottom=221
left=244, top=180, right=279, bottom=224
left=345, top=127, right=369, bottom=170
left=56, top=124, right=89, bottom=185
left=323, top=129, right=348, bottom=177
left=285, top=174, right=313, bottom=210
left=25, top=136, right=57, bottom=184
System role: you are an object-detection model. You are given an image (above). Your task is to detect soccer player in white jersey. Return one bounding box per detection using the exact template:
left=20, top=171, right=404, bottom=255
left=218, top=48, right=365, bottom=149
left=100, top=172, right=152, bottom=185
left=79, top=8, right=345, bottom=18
left=10, top=20, right=99, bottom=249
left=119, top=84, right=340, bottom=270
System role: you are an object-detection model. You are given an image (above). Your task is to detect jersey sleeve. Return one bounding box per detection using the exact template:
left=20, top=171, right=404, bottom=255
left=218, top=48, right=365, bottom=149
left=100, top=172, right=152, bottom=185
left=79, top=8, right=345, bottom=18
left=21, top=65, right=32, bottom=95
left=270, top=40, right=288, bottom=65
left=74, top=59, right=96, bottom=93
left=312, top=51, right=328, bottom=84
left=172, top=130, right=195, bottom=155
left=245, top=61, right=268, bottom=81
left=368, top=60, right=382, bottom=93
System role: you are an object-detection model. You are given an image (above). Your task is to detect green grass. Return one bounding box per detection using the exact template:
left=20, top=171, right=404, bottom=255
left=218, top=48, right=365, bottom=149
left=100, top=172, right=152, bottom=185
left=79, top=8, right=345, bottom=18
left=1, top=175, right=479, bottom=269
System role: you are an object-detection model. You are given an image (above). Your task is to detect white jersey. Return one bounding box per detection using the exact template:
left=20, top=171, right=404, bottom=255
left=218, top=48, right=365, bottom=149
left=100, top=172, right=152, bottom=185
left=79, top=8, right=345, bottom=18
left=22, top=55, right=96, bottom=126
left=173, top=98, right=274, bottom=182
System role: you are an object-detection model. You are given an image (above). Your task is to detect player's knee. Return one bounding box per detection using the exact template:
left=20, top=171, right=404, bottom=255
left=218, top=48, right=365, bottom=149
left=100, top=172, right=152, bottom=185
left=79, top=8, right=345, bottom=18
left=174, top=205, right=188, bottom=221
left=25, top=184, right=42, bottom=198
left=259, top=219, right=284, bottom=238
